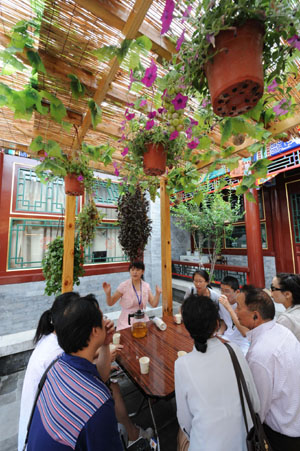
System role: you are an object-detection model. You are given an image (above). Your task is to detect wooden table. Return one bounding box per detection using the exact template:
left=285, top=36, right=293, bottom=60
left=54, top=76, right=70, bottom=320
left=116, top=315, right=193, bottom=400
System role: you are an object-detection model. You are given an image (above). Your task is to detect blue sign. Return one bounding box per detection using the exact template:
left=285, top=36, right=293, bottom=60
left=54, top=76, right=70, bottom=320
left=269, top=139, right=300, bottom=157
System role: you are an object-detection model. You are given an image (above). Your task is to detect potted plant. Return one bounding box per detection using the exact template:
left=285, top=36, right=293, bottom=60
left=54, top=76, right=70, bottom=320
left=42, top=235, right=84, bottom=296
left=117, top=186, right=152, bottom=262
left=175, top=0, right=300, bottom=117
left=77, top=199, right=104, bottom=247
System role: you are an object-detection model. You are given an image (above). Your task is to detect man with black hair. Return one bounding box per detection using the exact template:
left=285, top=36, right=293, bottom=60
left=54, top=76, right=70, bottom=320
left=26, top=295, right=123, bottom=451
left=236, top=285, right=300, bottom=451
left=218, top=276, right=250, bottom=354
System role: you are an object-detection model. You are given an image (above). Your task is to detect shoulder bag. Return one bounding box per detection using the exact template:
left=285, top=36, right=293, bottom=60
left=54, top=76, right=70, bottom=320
left=224, top=343, right=272, bottom=451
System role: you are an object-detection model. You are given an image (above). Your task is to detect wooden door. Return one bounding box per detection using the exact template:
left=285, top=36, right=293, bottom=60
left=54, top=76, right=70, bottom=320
left=288, top=180, right=300, bottom=273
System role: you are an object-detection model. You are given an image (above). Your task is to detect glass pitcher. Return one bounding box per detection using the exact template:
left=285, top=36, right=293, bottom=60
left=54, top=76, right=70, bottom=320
left=128, top=309, right=148, bottom=338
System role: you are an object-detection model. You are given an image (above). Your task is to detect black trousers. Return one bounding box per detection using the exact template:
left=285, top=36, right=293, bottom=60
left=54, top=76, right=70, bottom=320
left=263, top=423, right=300, bottom=451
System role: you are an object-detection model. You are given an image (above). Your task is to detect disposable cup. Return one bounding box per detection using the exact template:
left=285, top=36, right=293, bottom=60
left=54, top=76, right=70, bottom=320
left=177, top=350, right=187, bottom=358
left=112, top=333, right=121, bottom=345
left=109, top=343, right=117, bottom=353
left=174, top=313, right=182, bottom=324
left=139, top=356, right=150, bottom=374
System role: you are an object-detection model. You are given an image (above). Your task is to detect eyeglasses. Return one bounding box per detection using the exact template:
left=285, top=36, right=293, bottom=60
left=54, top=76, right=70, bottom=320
left=270, top=285, right=283, bottom=292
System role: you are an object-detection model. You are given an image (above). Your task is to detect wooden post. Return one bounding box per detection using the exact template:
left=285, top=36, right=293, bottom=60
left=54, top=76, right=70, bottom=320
left=244, top=189, right=265, bottom=288
left=160, top=178, right=173, bottom=315
left=62, top=195, right=76, bottom=293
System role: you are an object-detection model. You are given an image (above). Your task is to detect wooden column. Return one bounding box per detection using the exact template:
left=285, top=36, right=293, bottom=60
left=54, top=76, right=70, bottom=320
left=160, top=178, right=173, bottom=315
left=244, top=189, right=265, bottom=288
left=62, top=195, right=76, bottom=293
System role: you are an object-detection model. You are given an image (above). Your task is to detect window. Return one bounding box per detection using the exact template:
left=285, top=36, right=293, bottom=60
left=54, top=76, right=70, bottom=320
left=225, top=223, right=267, bottom=249
left=84, top=224, right=126, bottom=264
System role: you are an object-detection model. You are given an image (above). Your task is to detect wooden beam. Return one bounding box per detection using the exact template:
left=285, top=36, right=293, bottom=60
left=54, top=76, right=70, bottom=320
left=75, top=0, right=154, bottom=146
left=197, top=113, right=300, bottom=170
left=73, top=0, right=175, bottom=60
left=62, top=195, right=76, bottom=293
left=160, top=177, right=173, bottom=315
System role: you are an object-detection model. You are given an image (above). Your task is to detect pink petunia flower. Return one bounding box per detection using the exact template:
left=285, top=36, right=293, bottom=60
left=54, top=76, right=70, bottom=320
left=273, top=99, right=290, bottom=117
left=141, top=59, right=157, bottom=88
left=189, top=118, right=199, bottom=126
left=185, top=127, right=193, bottom=139
left=201, top=99, right=210, bottom=108
left=77, top=175, right=84, bottom=182
left=187, top=138, right=199, bottom=149
left=145, top=119, right=155, bottom=130
left=161, top=0, right=175, bottom=35
left=169, top=130, right=179, bottom=140
left=176, top=30, right=185, bottom=51
left=287, top=35, right=300, bottom=51
left=172, top=92, right=188, bottom=111
left=158, top=107, right=167, bottom=114
left=140, top=99, right=147, bottom=107
left=148, top=111, right=157, bottom=119
left=121, top=147, right=129, bottom=157
left=182, top=5, right=192, bottom=20
left=128, top=70, right=135, bottom=90
left=125, top=112, right=135, bottom=121
left=113, top=162, right=119, bottom=177
left=267, top=79, right=278, bottom=93
left=206, top=33, right=215, bottom=47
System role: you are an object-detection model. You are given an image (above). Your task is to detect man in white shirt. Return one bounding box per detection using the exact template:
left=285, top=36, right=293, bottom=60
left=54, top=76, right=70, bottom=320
left=218, top=276, right=250, bottom=354
left=236, top=285, right=300, bottom=451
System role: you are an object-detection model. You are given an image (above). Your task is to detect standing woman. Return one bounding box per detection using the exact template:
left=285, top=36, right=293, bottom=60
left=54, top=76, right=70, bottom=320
left=184, top=269, right=220, bottom=303
left=271, top=273, right=300, bottom=340
left=103, top=261, right=162, bottom=331
left=175, top=295, right=260, bottom=451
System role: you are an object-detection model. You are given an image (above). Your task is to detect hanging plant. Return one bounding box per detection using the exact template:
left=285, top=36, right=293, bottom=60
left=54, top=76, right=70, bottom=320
left=77, top=199, right=105, bottom=248
left=42, top=235, right=84, bottom=296
left=117, top=187, right=152, bottom=262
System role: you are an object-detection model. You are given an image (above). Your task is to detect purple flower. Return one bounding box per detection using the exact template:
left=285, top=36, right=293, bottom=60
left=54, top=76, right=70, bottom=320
left=125, top=112, right=135, bottom=121
left=141, top=59, right=157, bottom=88
left=145, top=120, right=155, bottom=130
left=201, top=99, right=210, bottom=108
left=181, top=5, right=192, bottom=22
left=39, top=157, right=45, bottom=161
left=267, top=79, right=278, bottom=93
left=148, top=111, right=157, bottom=119
left=273, top=99, right=290, bottom=117
left=169, top=130, right=179, bottom=140
left=189, top=118, right=199, bottom=126
left=185, top=127, right=193, bottom=139
left=287, top=35, right=300, bottom=50
left=161, top=0, right=175, bottom=35
left=121, top=147, right=129, bottom=157
left=171, top=92, right=188, bottom=111
left=176, top=30, right=185, bottom=51
left=113, top=162, right=119, bottom=177
left=121, top=134, right=126, bottom=141
left=187, top=138, right=199, bottom=149
left=77, top=175, right=84, bottom=182
left=140, top=99, right=147, bottom=107
left=44, top=152, right=48, bottom=157
left=158, top=107, right=167, bottom=114
left=206, top=33, right=215, bottom=47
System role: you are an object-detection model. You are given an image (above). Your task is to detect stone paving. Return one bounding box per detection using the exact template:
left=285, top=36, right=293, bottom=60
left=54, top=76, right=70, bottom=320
left=0, top=367, right=179, bottom=451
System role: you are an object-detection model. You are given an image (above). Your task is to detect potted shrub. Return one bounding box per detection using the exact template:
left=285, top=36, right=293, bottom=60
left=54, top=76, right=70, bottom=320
left=176, top=0, right=300, bottom=117
left=77, top=199, right=104, bottom=247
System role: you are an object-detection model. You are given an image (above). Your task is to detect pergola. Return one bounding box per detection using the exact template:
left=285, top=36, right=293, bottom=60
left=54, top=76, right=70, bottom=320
left=1, top=0, right=300, bottom=310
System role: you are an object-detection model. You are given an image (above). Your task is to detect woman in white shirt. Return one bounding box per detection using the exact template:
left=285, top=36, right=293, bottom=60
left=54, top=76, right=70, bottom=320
left=175, top=294, right=260, bottom=451
left=184, top=269, right=220, bottom=303
left=271, top=273, right=300, bottom=341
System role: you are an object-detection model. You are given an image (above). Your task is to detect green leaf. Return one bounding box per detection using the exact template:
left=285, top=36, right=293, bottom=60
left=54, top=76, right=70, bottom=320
left=50, top=102, right=66, bottom=123
left=88, top=99, right=102, bottom=129
left=129, top=51, right=140, bottom=70
left=245, top=191, right=256, bottom=203
left=68, top=73, right=85, bottom=99
left=40, top=90, right=61, bottom=106
left=0, top=50, right=25, bottom=73
left=116, top=39, right=132, bottom=63
left=193, top=191, right=203, bottom=205
left=92, top=45, right=118, bottom=62
left=198, top=136, right=211, bottom=150
left=26, top=50, right=46, bottom=74
left=30, top=135, right=44, bottom=152
left=134, top=35, right=152, bottom=53
left=220, top=119, right=233, bottom=146
left=45, top=140, right=63, bottom=158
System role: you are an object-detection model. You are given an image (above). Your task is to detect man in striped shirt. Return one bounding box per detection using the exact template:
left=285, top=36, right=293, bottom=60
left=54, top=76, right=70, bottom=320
left=27, top=295, right=123, bottom=450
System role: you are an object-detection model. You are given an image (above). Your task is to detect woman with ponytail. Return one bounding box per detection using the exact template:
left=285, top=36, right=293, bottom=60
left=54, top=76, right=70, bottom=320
left=175, top=294, right=260, bottom=451
left=18, top=292, right=80, bottom=451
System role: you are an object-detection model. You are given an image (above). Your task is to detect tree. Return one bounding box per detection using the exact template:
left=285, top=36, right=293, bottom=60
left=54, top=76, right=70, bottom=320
left=171, top=185, right=242, bottom=281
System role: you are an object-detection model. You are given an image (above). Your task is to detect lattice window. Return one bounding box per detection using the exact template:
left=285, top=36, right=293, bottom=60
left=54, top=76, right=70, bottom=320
left=291, top=193, right=300, bottom=244
left=225, top=223, right=267, bottom=249
left=16, top=168, right=65, bottom=214
left=84, top=223, right=126, bottom=264
left=93, top=179, right=119, bottom=205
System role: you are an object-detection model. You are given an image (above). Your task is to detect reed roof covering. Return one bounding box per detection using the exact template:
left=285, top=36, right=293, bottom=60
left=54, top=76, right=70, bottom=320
left=0, top=0, right=300, bottom=175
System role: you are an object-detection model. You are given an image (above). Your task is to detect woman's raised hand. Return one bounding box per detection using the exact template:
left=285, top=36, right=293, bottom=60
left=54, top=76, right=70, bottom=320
left=102, top=282, right=111, bottom=295
left=156, top=285, right=162, bottom=296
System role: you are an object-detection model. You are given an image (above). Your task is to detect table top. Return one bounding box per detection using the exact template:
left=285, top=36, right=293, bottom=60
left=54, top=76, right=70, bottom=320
left=116, top=315, right=193, bottom=399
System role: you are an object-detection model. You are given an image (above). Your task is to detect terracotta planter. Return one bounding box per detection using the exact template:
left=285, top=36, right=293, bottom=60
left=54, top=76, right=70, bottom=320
left=143, top=142, right=167, bottom=176
left=205, top=20, right=264, bottom=117
left=64, top=173, right=84, bottom=196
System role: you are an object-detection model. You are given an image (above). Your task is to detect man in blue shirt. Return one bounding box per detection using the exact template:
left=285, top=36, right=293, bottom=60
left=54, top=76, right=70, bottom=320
left=27, top=295, right=123, bottom=450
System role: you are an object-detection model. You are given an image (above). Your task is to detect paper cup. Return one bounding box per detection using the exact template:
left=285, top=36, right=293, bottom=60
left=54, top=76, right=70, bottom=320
left=174, top=313, right=182, bottom=324
left=112, top=333, right=121, bottom=345
left=109, top=343, right=117, bottom=353
left=139, top=356, right=150, bottom=374
left=177, top=350, right=187, bottom=358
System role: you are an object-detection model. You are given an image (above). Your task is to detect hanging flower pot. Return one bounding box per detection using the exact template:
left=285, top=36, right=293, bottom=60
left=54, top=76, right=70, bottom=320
left=143, top=142, right=167, bottom=176
left=64, top=173, right=84, bottom=196
left=205, top=20, right=264, bottom=118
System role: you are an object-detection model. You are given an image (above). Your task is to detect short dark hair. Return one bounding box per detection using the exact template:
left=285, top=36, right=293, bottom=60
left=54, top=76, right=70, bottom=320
left=192, top=269, right=209, bottom=282
left=55, top=294, right=103, bottom=354
left=182, top=295, right=219, bottom=353
left=277, top=273, right=300, bottom=305
left=221, top=276, right=239, bottom=291
left=240, top=285, right=275, bottom=320
left=129, top=261, right=145, bottom=271
left=34, top=292, right=80, bottom=344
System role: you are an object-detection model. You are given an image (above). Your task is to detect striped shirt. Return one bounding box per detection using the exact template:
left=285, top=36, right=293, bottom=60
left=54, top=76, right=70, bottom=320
left=27, top=353, right=123, bottom=451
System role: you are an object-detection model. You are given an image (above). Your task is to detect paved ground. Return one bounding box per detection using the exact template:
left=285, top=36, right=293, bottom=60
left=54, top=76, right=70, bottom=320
left=0, top=367, right=178, bottom=451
